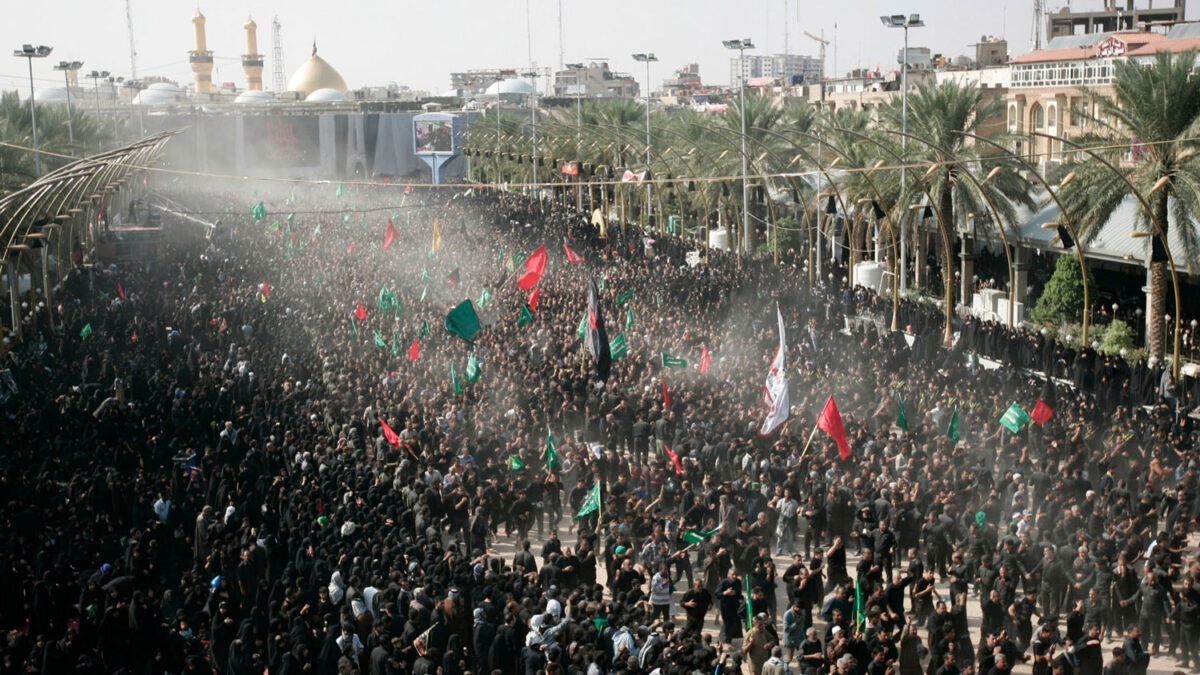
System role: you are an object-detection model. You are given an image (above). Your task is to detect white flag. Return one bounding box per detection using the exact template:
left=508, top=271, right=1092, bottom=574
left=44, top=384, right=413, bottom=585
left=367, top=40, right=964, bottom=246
left=760, top=374, right=789, bottom=436
left=760, top=305, right=789, bottom=435
left=762, top=305, right=787, bottom=407
left=621, top=169, right=647, bottom=185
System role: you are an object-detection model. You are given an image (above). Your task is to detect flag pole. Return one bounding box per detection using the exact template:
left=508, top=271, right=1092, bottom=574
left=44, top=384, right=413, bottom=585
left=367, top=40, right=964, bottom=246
left=798, top=422, right=821, bottom=462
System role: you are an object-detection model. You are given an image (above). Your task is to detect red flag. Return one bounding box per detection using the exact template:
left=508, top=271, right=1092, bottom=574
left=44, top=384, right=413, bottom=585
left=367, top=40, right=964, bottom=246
left=817, top=395, right=851, bottom=460
left=354, top=303, right=367, bottom=322
left=517, top=244, right=547, bottom=290
left=260, top=280, right=271, bottom=297
left=663, top=443, right=683, bottom=475
left=217, top=317, right=227, bottom=333
left=699, top=344, right=711, bottom=374
left=560, top=161, right=579, bottom=176
left=563, top=237, right=583, bottom=263
left=662, top=380, right=671, bottom=408
left=1031, top=398, right=1053, bottom=425
left=383, top=218, right=398, bottom=250
left=528, top=287, right=539, bottom=311
left=408, top=337, right=420, bottom=361
left=379, top=417, right=400, bottom=447
left=347, top=243, right=354, bottom=255
left=117, top=283, right=126, bottom=301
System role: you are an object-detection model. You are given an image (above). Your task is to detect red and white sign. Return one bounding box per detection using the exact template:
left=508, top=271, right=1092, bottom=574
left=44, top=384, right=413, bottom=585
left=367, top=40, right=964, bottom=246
left=1095, top=36, right=1127, bottom=58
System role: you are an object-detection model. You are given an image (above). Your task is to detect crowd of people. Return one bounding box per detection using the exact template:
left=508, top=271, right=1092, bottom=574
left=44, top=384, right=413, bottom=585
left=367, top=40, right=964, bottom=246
left=0, top=180, right=1196, bottom=675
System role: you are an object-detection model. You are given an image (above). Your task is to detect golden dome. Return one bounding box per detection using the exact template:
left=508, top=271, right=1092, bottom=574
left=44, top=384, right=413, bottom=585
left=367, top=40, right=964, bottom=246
left=287, top=53, right=347, bottom=96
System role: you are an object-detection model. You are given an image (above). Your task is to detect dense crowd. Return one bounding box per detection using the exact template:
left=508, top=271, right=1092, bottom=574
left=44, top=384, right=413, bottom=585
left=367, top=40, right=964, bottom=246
left=0, top=181, right=1196, bottom=675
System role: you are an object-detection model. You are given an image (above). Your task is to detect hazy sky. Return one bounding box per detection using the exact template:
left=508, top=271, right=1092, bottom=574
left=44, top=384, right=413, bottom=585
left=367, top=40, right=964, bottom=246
left=3, top=1, right=1198, bottom=97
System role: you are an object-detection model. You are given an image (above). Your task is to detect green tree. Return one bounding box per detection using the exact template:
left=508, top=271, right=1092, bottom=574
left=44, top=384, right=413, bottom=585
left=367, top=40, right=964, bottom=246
left=0, top=91, right=115, bottom=195
left=1031, top=254, right=1095, bottom=326
left=1054, top=50, right=1200, bottom=359
left=1099, top=319, right=1137, bottom=356
left=876, top=80, right=1032, bottom=314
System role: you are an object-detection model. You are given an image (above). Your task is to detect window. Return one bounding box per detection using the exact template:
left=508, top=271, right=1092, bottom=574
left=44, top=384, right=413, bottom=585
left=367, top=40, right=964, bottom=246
left=1034, top=104, right=1045, bottom=130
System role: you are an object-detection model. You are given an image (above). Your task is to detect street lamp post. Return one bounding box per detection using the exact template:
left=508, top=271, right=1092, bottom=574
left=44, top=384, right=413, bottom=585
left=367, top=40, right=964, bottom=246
left=632, top=53, right=658, bottom=229
left=53, top=60, right=83, bottom=147
left=13, top=44, right=54, bottom=178
left=723, top=38, right=755, bottom=259
left=86, top=70, right=109, bottom=152
left=881, top=13, right=924, bottom=294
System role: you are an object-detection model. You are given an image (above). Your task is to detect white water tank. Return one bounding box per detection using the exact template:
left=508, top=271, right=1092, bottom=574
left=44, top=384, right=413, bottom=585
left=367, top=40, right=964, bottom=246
left=853, top=261, right=886, bottom=292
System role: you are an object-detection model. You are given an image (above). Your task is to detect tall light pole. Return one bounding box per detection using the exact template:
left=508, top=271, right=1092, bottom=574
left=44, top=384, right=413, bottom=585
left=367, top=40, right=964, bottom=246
left=86, top=70, right=109, bottom=152
left=881, top=13, right=924, bottom=294
left=521, top=70, right=539, bottom=196
left=13, top=44, right=54, bottom=178
left=632, top=53, right=658, bottom=229
left=53, top=60, right=83, bottom=147
left=723, top=38, right=754, bottom=258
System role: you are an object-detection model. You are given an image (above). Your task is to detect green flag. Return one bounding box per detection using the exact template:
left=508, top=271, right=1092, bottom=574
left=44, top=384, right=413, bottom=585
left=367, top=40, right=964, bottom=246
left=609, top=333, right=628, bottom=360
left=896, top=395, right=909, bottom=431
left=616, top=288, right=635, bottom=306
left=421, top=268, right=434, bottom=286
left=378, top=287, right=397, bottom=314
left=998, top=402, right=1030, bottom=433
left=465, top=354, right=480, bottom=382
left=451, top=363, right=462, bottom=393
left=682, top=527, right=721, bottom=545
left=420, top=286, right=429, bottom=303
left=625, top=307, right=634, bottom=331
left=287, top=189, right=295, bottom=205
left=577, top=312, right=588, bottom=338
left=418, top=320, right=430, bottom=338
left=517, top=304, right=533, bottom=327
left=392, top=333, right=402, bottom=358
left=349, top=319, right=359, bottom=343
left=250, top=201, right=266, bottom=221
left=287, top=212, right=295, bottom=223
left=267, top=220, right=281, bottom=234
left=853, top=576, right=865, bottom=629
left=79, top=323, right=93, bottom=339
left=745, top=575, right=754, bottom=631
left=373, top=330, right=387, bottom=348
left=445, top=301, right=481, bottom=342
left=477, top=287, right=492, bottom=308
left=509, top=454, right=526, bottom=471
left=544, top=431, right=557, bottom=470
left=335, top=183, right=344, bottom=199
left=661, top=353, right=687, bottom=368
left=946, top=406, right=960, bottom=441
left=574, top=483, right=601, bottom=519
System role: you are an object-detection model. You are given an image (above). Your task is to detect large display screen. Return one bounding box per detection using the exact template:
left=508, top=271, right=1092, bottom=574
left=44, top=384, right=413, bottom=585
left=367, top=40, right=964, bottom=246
left=415, top=120, right=453, bottom=153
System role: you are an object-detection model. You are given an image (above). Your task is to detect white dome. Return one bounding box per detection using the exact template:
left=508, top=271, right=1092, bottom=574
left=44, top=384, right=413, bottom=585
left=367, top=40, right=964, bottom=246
left=32, top=87, right=71, bottom=104
left=132, top=88, right=179, bottom=106
left=305, top=87, right=348, bottom=102
left=147, top=81, right=182, bottom=92
left=484, top=78, right=535, bottom=96
left=234, top=89, right=275, bottom=104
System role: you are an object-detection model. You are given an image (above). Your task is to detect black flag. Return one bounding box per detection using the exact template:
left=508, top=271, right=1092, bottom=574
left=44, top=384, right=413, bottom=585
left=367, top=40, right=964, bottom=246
left=1056, top=225, right=1075, bottom=250
left=586, top=279, right=612, bottom=380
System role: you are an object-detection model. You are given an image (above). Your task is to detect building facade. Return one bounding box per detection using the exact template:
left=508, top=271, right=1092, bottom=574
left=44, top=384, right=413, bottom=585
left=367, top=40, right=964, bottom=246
left=729, top=53, right=822, bottom=87
left=552, top=61, right=639, bottom=98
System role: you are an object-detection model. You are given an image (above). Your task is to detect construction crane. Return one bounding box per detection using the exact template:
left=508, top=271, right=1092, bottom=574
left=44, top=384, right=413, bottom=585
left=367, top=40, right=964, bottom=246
left=803, top=30, right=829, bottom=99
left=271, top=16, right=285, bottom=93
left=125, top=0, right=138, bottom=79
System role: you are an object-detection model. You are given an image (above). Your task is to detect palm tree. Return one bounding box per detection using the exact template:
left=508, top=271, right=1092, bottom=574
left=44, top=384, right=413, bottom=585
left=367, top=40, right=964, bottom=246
left=876, top=80, right=1032, bottom=307
left=1053, top=50, right=1200, bottom=359
left=1, top=91, right=116, bottom=195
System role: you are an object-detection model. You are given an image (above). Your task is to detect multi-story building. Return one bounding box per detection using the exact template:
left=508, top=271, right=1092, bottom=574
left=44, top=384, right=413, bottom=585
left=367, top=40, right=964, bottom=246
left=551, top=61, right=639, bottom=98
left=729, top=53, right=822, bottom=87
left=1046, top=0, right=1186, bottom=40
left=450, top=69, right=519, bottom=96
left=1004, top=25, right=1200, bottom=167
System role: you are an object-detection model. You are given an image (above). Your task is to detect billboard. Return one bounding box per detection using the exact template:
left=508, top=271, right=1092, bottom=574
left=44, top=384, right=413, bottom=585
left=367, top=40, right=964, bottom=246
left=415, top=119, right=454, bottom=153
